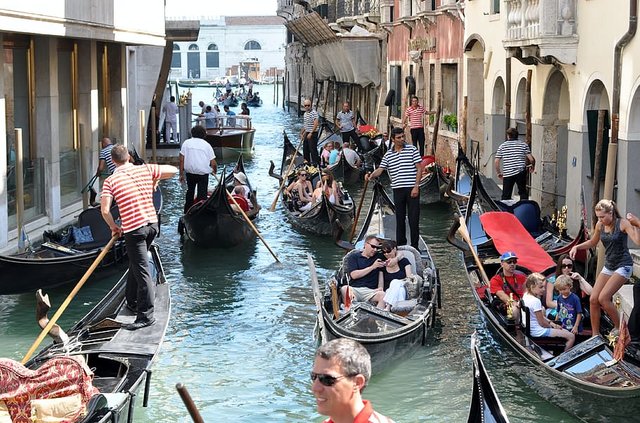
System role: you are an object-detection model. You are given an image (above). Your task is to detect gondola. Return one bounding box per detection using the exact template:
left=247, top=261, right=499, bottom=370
left=179, top=156, right=260, bottom=248
left=268, top=132, right=355, bottom=237
left=245, top=96, right=262, bottom=107
left=447, top=184, right=640, bottom=420
left=0, top=243, right=170, bottom=422
left=419, top=162, right=451, bottom=204
left=309, top=181, right=441, bottom=372
left=325, top=151, right=363, bottom=185
left=0, top=188, right=162, bottom=295
left=467, top=333, right=510, bottom=423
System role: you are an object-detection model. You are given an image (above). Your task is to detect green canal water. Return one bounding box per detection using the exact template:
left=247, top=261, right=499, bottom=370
left=0, top=86, right=586, bottom=422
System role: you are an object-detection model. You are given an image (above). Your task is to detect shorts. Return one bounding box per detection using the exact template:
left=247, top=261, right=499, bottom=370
left=534, top=328, right=551, bottom=337
left=350, top=287, right=380, bottom=302
left=601, top=265, right=633, bottom=279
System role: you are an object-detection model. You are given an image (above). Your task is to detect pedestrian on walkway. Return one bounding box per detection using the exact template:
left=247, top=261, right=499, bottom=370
left=179, top=125, right=217, bottom=213
left=300, top=99, right=319, bottom=166
left=162, top=96, right=179, bottom=142
left=494, top=127, right=535, bottom=200
left=402, top=96, right=428, bottom=157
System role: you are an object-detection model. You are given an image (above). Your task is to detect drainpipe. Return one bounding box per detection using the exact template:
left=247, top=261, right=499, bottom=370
left=604, top=0, right=637, bottom=201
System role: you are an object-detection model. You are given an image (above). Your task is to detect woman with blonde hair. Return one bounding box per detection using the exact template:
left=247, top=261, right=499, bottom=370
left=570, top=199, right=640, bottom=337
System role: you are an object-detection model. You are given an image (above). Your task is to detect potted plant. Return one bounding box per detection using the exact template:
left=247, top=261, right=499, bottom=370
left=443, top=114, right=457, bottom=132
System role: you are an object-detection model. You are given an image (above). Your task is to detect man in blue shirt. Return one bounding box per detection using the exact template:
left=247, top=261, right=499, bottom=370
left=367, top=127, right=423, bottom=248
left=343, top=235, right=386, bottom=307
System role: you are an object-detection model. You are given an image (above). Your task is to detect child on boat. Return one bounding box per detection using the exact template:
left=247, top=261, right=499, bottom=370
left=554, top=275, right=583, bottom=334
left=523, top=273, right=575, bottom=351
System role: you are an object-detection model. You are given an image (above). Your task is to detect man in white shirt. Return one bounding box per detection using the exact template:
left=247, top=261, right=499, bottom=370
left=179, top=125, right=217, bottom=213
left=341, top=141, right=361, bottom=168
left=162, top=96, right=179, bottom=142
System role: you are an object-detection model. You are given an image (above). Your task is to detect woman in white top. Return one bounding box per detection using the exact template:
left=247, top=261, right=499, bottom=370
left=522, top=273, right=575, bottom=351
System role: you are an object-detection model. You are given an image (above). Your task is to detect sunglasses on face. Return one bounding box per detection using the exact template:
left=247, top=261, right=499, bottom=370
left=367, top=242, right=381, bottom=250
left=304, top=104, right=311, bottom=108
left=310, top=372, right=347, bottom=387
left=562, top=263, right=573, bottom=269
left=505, top=259, right=517, bottom=265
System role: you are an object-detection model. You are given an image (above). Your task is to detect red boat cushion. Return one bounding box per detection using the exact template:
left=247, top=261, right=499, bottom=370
left=231, top=195, right=250, bottom=211
left=0, top=356, right=99, bottom=423
left=421, top=155, right=435, bottom=167
left=479, top=211, right=555, bottom=273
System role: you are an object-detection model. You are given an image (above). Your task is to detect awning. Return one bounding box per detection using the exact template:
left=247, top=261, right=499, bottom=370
left=286, top=12, right=381, bottom=87
left=480, top=212, right=555, bottom=273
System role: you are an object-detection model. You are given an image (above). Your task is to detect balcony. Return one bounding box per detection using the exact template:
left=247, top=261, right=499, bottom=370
left=503, top=0, right=578, bottom=64
left=277, top=0, right=295, bottom=20
left=336, top=0, right=380, bottom=21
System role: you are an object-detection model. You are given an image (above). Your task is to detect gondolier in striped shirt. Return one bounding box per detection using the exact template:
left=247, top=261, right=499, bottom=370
left=494, top=127, right=536, bottom=200
left=300, top=99, right=320, bottom=166
left=367, top=127, right=423, bottom=249
left=100, top=145, right=177, bottom=330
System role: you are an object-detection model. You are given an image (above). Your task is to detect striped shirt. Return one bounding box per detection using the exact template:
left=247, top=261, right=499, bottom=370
left=405, top=105, right=425, bottom=129
left=102, top=163, right=161, bottom=233
left=99, top=144, right=116, bottom=174
left=495, top=140, right=530, bottom=177
left=337, top=110, right=355, bottom=132
left=303, top=109, right=319, bottom=133
left=379, top=144, right=421, bottom=189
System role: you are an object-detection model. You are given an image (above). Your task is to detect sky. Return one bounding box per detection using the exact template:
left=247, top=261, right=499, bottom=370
left=165, top=0, right=277, bottom=18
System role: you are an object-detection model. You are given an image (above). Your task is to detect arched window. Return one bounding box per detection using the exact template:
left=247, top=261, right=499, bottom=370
left=171, top=44, right=181, bottom=68
left=207, top=43, right=219, bottom=68
left=189, top=43, right=199, bottom=51
left=187, top=44, right=200, bottom=78
left=244, top=40, right=261, bottom=50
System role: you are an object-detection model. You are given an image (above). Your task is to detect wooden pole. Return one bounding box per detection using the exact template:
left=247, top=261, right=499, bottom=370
left=591, top=110, right=606, bottom=228
left=151, top=106, right=157, bottom=163
left=525, top=69, right=532, bottom=146
left=79, top=123, right=89, bottom=210
left=297, top=66, right=303, bottom=117
left=269, top=140, right=303, bottom=211
left=505, top=57, right=512, bottom=135
left=460, top=96, right=468, bottom=155
left=431, top=92, right=442, bottom=156
left=22, top=234, right=119, bottom=364
left=15, top=128, right=25, bottom=252
left=175, top=384, right=204, bottom=423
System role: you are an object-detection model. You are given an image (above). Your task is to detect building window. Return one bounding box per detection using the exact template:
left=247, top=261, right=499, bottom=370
left=187, top=44, right=200, bottom=79
left=206, top=43, right=219, bottom=68
left=389, top=65, right=402, bottom=118
left=58, top=45, right=81, bottom=207
left=491, top=0, right=500, bottom=14
left=244, top=41, right=261, bottom=50
left=441, top=63, right=458, bottom=126
left=171, top=44, right=181, bottom=68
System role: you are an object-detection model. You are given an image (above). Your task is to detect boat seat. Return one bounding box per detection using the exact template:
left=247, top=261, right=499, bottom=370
left=469, top=213, right=489, bottom=246
left=497, top=200, right=543, bottom=237
left=520, top=301, right=567, bottom=352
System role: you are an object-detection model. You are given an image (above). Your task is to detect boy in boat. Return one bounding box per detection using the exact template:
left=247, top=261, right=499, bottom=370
left=311, top=338, right=395, bottom=423
left=554, top=275, right=583, bottom=334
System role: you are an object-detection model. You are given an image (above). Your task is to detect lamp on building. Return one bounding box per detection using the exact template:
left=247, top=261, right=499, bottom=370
left=409, top=50, right=423, bottom=63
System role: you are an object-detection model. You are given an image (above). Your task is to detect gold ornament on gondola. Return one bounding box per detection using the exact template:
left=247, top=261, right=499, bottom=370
left=506, top=293, right=514, bottom=320
left=557, top=206, right=568, bottom=235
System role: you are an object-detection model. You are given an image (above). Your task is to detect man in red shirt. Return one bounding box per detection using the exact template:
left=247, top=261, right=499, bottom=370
left=402, top=96, right=429, bottom=157
left=100, top=145, right=177, bottom=330
left=490, top=251, right=526, bottom=321
left=312, top=339, right=394, bottom=423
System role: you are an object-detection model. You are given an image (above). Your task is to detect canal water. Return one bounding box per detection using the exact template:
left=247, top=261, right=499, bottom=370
left=0, top=86, right=584, bottom=422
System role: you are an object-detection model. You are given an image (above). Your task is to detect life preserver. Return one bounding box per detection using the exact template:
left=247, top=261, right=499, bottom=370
left=231, top=195, right=250, bottom=211
left=405, top=76, right=416, bottom=97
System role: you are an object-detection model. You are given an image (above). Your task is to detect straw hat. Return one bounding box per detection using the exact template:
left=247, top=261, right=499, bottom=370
left=233, top=172, right=248, bottom=185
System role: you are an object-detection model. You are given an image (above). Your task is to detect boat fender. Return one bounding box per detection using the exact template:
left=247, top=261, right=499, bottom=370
left=405, top=76, right=416, bottom=97
left=384, top=89, right=395, bottom=107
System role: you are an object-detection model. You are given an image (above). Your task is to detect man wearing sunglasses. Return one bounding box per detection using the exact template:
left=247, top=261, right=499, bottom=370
left=312, top=338, right=395, bottom=423
left=342, top=235, right=386, bottom=308
left=299, top=99, right=320, bottom=166
left=489, top=251, right=526, bottom=321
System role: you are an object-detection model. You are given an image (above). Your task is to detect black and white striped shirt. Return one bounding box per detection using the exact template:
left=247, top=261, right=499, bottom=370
left=379, top=144, right=421, bottom=189
left=303, top=109, right=319, bottom=133
left=495, top=140, right=530, bottom=177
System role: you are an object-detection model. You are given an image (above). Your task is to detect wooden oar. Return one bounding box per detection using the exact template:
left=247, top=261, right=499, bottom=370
left=456, top=216, right=490, bottom=284
left=348, top=177, right=370, bottom=242
left=308, top=254, right=327, bottom=345
left=215, top=174, right=280, bottom=263
left=269, top=138, right=303, bottom=212
left=22, top=234, right=119, bottom=364
left=176, top=383, right=204, bottom=423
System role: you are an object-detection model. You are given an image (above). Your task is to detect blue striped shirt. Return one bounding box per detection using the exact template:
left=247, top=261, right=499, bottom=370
left=99, top=144, right=116, bottom=174
left=379, top=144, right=421, bottom=189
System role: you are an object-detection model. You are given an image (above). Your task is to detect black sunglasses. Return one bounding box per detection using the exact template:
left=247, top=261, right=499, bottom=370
left=367, top=242, right=381, bottom=250
left=310, top=372, right=348, bottom=387
left=505, top=259, right=517, bottom=265
left=562, top=263, right=573, bottom=269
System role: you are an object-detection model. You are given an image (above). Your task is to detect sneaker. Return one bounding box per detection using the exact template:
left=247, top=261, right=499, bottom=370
left=122, top=317, right=155, bottom=330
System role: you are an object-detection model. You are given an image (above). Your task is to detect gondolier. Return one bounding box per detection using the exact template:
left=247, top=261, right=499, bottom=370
left=402, top=96, right=428, bottom=157
left=300, top=99, right=320, bottom=166
left=336, top=101, right=359, bottom=146
left=180, top=125, right=217, bottom=213
left=494, top=127, right=535, bottom=200
left=367, top=127, right=423, bottom=249
left=100, top=145, right=177, bottom=330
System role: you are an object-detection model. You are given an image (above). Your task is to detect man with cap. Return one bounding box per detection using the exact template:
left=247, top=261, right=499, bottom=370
left=489, top=251, right=526, bottom=320
left=179, top=125, right=217, bottom=213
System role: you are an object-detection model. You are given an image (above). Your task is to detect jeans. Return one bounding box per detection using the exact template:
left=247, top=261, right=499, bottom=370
left=393, top=187, right=420, bottom=249
left=341, top=130, right=359, bottom=147
left=410, top=127, right=426, bottom=157
left=501, top=169, right=528, bottom=200
left=124, top=222, right=158, bottom=321
left=303, top=132, right=319, bottom=166
left=184, top=173, right=209, bottom=213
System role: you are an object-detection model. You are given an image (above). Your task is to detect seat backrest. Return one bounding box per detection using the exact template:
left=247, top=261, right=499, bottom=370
left=397, top=245, right=423, bottom=276
left=520, top=300, right=531, bottom=336
left=338, top=249, right=362, bottom=285
left=511, top=200, right=542, bottom=234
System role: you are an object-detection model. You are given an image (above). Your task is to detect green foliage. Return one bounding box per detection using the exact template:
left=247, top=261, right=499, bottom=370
left=443, top=114, right=457, bottom=131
